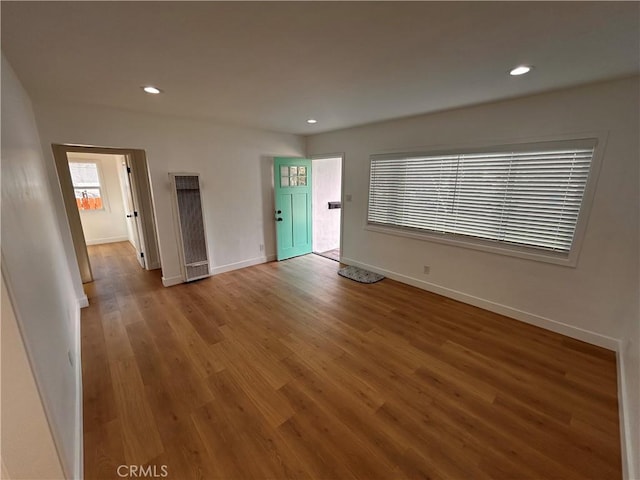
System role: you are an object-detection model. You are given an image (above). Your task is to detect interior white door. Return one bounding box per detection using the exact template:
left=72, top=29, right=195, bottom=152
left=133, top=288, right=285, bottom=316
left=123, top=156, right=145, bottom=268
left=120, top=160, right=138, bottom=249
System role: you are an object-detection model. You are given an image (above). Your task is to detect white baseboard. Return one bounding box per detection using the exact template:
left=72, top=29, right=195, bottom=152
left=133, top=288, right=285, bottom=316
left=212, top=254, right=276, bottom=275
left=341, top=258, right=637, bottom=472
left=617, top=339, right=638, bottom=480
left=344, top=257, right=634, bottom=477
left=163, top=255, right=276, bottom=287
left=78, top=294, right=89, bottom=308
left=341, top=257, right=620, bottom=351
left=162, top=274, right=184, bottom=287
left=84, top=235, right=129, bottom=246
left=617, top=344, right=629, bottom=480
left=74, top=300, right=84, bottom=480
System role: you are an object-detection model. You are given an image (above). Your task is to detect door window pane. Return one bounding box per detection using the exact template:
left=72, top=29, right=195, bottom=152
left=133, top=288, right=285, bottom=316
left=280, top=164, right=308, bottom=188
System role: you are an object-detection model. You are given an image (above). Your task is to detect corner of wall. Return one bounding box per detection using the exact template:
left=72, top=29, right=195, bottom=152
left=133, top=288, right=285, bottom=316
left=0, top=268, right=67, bottom=479
left=78, top=295, right=89, bottom=308
left=617, top=336, right=639, bottom=480
left=617, top=341, right=629, bottom=480
left=2, top=53, right=83, bottom=479
left=161, top=275, right=184, bottom=287
left=74, top=299, right=84, bottom=480
left=303, top=135, right=310, bottom=159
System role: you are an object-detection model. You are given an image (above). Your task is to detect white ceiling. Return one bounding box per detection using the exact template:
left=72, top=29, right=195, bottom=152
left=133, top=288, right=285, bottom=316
left=2, top=2, right=638, bottom=135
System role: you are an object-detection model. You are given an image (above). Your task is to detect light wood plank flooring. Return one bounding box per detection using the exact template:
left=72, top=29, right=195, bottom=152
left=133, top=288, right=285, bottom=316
left=82, top=242, right=621, bottom=479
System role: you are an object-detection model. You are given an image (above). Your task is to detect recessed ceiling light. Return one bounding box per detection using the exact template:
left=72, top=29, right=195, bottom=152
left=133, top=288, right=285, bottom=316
left=509, top=65, right=532, bottom=76
left=306, top=119, right=317, bottom=124
left=142, top=86, right=162, bottom=94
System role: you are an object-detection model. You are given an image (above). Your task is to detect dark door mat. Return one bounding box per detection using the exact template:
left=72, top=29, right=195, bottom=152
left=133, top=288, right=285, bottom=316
left=338, top=265, right=385, bottom=284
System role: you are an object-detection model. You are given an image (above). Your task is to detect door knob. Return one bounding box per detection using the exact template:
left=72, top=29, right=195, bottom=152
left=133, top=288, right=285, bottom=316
left=277, top=210, right=282, bottom=214
left=126, top=214, right=133, bottom=218
left=276, top=217, right=283, bottom=222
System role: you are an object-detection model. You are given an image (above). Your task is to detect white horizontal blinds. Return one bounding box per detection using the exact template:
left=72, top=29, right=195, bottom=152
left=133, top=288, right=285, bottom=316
left=368, top=154, right=458, bottom=231
left=368, top=140, right=595, bottom=253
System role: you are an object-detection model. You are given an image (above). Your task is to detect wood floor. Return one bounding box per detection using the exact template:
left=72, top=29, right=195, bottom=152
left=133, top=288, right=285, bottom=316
left=82, top=242, right=621, bottom=479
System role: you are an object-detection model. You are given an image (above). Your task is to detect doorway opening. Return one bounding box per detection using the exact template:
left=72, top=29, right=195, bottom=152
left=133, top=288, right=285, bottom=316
left=311, top=155, right=343, bottom=262
left=52, top=144, right=160, bottom=284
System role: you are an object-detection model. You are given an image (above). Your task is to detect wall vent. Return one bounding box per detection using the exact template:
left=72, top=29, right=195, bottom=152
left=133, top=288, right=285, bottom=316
left=170, top=173, right=210, bottom=282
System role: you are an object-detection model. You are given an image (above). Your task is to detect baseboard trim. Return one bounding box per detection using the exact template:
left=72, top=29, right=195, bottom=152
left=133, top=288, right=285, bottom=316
left=162, top=255, right=277, bottom=286
left=161, top=275, right=184, bottom=287
left=212, top=255, right=276, bottom=275
left=341, top=257, right=619, bottom=351
left=74, top=300, right=84, bottom=480
left=617, top=340, right=636, bottom=480
left=84, top=235, right=129, bottom=246
left=78, top=294, right=89, bottom=308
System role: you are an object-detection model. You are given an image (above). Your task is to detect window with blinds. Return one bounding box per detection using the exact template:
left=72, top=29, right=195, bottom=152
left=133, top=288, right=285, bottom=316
left=68, top=161, right=105, bottom=211
left=367, top=139, right=597, bottom=256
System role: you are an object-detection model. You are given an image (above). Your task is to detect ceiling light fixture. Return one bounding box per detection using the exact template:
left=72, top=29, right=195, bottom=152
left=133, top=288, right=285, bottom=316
left=306, top=119, right=317, bottom=124
left=509, top=65, right=532, bottom=76
left=142, top=86, right=162, bottom=94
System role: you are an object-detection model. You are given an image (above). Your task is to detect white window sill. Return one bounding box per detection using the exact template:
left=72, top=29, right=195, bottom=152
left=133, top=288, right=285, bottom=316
left=364, top=223, right=578, bottom=267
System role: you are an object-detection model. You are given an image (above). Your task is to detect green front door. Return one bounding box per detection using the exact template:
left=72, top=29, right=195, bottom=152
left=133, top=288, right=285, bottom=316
left=274, top=157, right=312, bottom=261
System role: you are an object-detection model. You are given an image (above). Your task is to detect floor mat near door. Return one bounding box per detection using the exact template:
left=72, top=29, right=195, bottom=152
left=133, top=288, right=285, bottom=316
left=338, top=265, right=385, bottom=284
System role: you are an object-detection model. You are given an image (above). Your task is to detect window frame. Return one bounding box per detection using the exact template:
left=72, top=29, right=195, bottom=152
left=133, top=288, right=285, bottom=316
left=67, top=159, right=108, bottom=212
left=364, top=133, right=607, bottom=267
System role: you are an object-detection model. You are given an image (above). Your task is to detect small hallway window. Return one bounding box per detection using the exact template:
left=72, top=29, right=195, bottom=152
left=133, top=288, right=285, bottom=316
left=68, top=161, right=104, bottom=210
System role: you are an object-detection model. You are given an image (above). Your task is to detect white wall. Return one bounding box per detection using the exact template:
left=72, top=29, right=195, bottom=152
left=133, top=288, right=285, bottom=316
left=32, top=103, right=306, bottom=286
left=67, top=152, right=129, bottom=245
left=1, top=54, right=82, bottom=478
left=308, top=77, right=639, bottom=478
left=620, top=310, right=640, bottom=480
left=312, top=157, right=342, bottom=253
left=1, top=274, right=65, bottom=479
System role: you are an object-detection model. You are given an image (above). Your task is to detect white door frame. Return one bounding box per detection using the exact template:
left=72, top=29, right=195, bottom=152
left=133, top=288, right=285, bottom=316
left=310, top=153, right=345, bottom=261
left=52, top=144, right=161, bottom=282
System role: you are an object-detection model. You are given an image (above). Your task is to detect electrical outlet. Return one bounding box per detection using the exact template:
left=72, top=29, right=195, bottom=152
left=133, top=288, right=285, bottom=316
left=423, top=265, right=431, bottom=274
